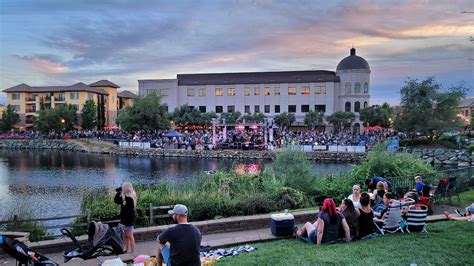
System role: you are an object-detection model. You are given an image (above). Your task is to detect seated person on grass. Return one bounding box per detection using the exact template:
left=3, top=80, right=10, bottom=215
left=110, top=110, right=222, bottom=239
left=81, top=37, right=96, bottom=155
left=358, top=192, right=375, bottom=239
left=347, top=184, right=362, bottom=209
left=296, top=198, right=350, bottom=244
left=373, top=192, right=393, bottom=219
left=444, top=203, right=474, bottom=222
left=339, top=199, right=360, bottom=239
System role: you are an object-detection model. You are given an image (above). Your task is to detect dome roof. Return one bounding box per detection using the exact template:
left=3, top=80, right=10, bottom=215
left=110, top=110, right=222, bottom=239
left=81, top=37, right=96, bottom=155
left=336, top=48, right=370, bottom=71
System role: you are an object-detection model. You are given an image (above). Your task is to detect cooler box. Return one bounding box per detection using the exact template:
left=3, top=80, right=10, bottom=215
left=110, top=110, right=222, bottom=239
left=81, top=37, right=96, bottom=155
left=270, top=213, right=295, bottom=236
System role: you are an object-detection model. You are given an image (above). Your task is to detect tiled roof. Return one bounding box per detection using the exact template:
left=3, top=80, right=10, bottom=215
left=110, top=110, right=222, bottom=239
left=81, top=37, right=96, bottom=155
left=118, top=90, right=137, bottom=99
left=89, top=80, right=120, bottom=88
left=460, top=97, right=474, bottom=107
left=3, top=83, right=109, bottom=95
left=177, top=70, right=339, bottom=86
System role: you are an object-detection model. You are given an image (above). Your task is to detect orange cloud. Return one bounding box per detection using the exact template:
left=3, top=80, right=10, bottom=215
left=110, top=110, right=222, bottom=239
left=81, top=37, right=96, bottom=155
left=13, top=55, right=68, bottom=74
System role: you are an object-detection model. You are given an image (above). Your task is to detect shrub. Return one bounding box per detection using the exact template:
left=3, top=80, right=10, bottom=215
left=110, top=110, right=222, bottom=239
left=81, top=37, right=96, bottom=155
left=468, top=143, right=474, bottom=154
left=272, top=149, right=317, bottom=194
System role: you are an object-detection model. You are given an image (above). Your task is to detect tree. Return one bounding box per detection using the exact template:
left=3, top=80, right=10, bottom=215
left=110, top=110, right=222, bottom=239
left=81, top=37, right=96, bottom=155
left=200, top=112, right=218, bottom=126
left=359, top=105, right=390, bottom=128
left=81, top=100, right=97, bottom=130
left=171, top=104, right=203, bottom=126
left=304, top=111, right=325, bottom=130
left=219, top=111, right=242, bottom=124
left=242, top=112, right=265, bottom=123
left=274, top=112, right=295, bottom=130
left=0, top=105, right=20, bottom=131
left=116, top=92, right=170, bottom=131
left=33, top=104, right=78, bottom=133
left=326, top=111, right=355, bottom=133
left=393, top=77, right=466, bottom=138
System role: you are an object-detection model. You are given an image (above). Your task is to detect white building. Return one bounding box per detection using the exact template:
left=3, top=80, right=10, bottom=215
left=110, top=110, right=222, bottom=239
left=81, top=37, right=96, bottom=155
left=138, top=48, right=370, bottom=131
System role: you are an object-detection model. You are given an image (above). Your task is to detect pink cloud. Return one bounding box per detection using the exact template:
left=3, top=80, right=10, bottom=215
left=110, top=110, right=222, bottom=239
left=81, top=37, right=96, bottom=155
left=13, top=55, right=68, bottom=74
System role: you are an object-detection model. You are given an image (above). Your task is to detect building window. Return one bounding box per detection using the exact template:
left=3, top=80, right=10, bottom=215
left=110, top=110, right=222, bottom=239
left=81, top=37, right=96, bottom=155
left=199, top=88, right=206, bottom=97
left=315, top=85, right=326, bottom=95
left=160, top=89, right=169, bottom=96
left=199, top=106, right=206, bottom=113
left=244, top=87, right=250, bottom=96
left=12, top=105, right=20, bottom=111
left=355, top=101, right=361, bottom=112
left=345, top=102, right=351, bottom=112
left=73, top=104, right=80, bottom=111
left=315, top=105, right=326, bottom=113
left=254, top=105, right=260, bottom=113
left=188, top=106, right=194, bottom=111
left=12, top=93, right=20, bottom=100
left=364, top=82, right=369, bottom=94
left=354, top=82, right=361, bottom=94
left=288, top=105, right=296, bottom=113
left=275, top=87, right=280, bottom=96
left=147, top=89, right=157, bottom=95
left=264, top=105, right=270, bottom=113
left=275, top=105, right=280, bottom=113
left=288, top=87, right=296, bottom=95
left=215, top=106, right=223, bottom=113
left=187, top=88, right=195, bottom=97
left=163, top=105, right=169, bottom=112
left=215, top=88, right=223, bottom=96
left=364, top=101, right=368, bottom=109
left=56, top=93, right=65, bottom=101
left=264, top=87, right=271, bottom=96
left=254, top=87, right=260, bottom=96
left=244, top=105, right=250, bottom=113
left=301, top=105, right=310, bottom=113
left=227, top=88, right=235, bottom=96
left=88, top=93, right=94, bottom=100
left=70, top=92, right=79, bottom=100
left=345, top=83, right=351, bottom=94
left=227, top=105, right=235, bottom=113
left=301, top=86, right=310, bottom=95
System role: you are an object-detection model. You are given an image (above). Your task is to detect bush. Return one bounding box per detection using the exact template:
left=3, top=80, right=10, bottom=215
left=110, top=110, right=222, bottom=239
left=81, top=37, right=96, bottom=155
left=399, top=139, right=431, bottom=147
left=272, top=149, right=317, bottom=194
left=468, top=143, right=474, bottom=154
left=351, top=143, right=434, bottom=181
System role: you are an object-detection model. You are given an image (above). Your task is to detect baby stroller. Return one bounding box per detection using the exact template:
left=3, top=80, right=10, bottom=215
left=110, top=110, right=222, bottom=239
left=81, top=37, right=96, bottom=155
left=61, top=221, right=125, bottom=263
left=0, top=235, right=58, bottom=266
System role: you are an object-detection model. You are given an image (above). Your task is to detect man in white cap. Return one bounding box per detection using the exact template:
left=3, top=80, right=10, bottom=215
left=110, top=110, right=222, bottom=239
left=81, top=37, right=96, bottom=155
left=157, top=204, right=202, bottom=266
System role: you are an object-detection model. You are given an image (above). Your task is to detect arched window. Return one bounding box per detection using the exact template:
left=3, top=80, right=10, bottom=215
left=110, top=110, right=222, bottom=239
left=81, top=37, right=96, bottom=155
left=354, top=82, right=361, bottom=94
left=355, top=101, right=361, bottom=112
left=363, top=101, right=368, bottom=109
left=364, top=82, right=369, bottom=93
left=345, top=82, right=351, bottom=94
left=345, top=102, right=351, bottom=112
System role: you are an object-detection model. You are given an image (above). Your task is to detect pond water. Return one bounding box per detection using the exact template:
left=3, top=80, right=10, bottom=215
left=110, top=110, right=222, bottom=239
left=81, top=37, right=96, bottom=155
left=0, top=150, right=352, bottom=220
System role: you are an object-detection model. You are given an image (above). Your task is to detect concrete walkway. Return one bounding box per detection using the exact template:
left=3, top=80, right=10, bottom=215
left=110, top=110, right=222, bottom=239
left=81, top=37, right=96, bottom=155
left=0, top=205, right=457, bottom=266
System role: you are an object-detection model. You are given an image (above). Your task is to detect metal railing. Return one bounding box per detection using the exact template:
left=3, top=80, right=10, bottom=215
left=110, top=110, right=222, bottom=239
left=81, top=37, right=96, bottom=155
left=390, top=166, right=474, bottom=192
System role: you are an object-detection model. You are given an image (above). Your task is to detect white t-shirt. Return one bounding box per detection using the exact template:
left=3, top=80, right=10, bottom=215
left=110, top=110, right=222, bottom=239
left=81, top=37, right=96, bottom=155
left=348, top=194, right=361, bottom=209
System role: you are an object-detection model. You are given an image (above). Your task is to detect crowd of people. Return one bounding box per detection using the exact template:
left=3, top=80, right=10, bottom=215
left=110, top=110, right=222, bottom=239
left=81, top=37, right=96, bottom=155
left=0, top=127, right=402, bottom=150
left=295, top=176, right=473, bottom=245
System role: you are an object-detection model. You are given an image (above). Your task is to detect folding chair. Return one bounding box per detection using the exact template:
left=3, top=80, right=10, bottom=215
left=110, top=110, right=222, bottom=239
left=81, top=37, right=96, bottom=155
left=373, top=200, right=403, bottom=235
left=406, top=205, right=428, bottom=233
left=374, top=199, right=413, bottom=235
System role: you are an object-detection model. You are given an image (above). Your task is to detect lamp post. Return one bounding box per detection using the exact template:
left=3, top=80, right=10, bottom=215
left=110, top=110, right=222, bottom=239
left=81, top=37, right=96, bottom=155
left=222, top=118, right=226, bottom=142
left=212, top=118, right=216, bottom=147
left=264, top=118, right=268, bottom=150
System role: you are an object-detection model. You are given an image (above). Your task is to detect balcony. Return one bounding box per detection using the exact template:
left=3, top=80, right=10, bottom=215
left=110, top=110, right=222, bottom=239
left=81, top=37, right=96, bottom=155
left=55, top=97, right=65, bottom=102
left=25, top=119, right=34, bottom=125
left=25, top=97, right=36, bottom=102
left=25, top=109, right=37, bottom=113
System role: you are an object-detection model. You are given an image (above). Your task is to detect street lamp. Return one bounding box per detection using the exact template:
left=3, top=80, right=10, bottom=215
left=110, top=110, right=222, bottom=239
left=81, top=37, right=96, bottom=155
left=222, top=118, right=226, bottom=142
left=264, top=118, right=268, bottom=150
left=211, top=118, right=217, bottom=147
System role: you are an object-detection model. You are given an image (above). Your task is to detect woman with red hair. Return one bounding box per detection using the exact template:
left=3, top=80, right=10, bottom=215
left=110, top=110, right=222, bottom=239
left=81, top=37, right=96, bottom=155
left=296, top=198, right=351, bottom=244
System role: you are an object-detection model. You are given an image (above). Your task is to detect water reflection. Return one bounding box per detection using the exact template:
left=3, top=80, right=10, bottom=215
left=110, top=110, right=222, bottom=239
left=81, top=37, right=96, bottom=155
left=0, top=150, right=351, bottom=219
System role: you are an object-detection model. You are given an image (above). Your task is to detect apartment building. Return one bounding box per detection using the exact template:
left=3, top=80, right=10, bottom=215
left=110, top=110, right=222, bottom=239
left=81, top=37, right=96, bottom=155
left=3, top=80, right=135, bottom=130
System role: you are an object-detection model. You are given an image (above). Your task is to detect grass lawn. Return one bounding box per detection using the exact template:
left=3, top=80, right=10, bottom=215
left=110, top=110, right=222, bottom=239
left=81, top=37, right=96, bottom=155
left=216, top=221, right=474, bottom=265
left=445, top=188, right=474, bottom=208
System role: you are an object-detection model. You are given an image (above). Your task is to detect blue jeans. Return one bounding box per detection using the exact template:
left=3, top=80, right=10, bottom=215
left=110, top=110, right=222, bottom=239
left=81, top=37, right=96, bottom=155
left=301, top=229, right=317, bottom=244
left=161, top=245, right=171, bottom=265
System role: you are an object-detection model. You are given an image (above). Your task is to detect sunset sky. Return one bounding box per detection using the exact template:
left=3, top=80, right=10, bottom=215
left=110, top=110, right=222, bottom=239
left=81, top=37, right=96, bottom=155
left=1, top=0, right=473, bottom=105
